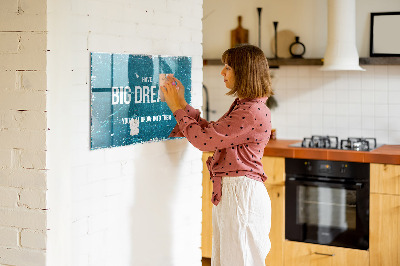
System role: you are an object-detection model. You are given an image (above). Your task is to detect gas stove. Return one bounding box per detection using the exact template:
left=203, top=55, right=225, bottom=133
left=289, top=135, right=381, bottom=151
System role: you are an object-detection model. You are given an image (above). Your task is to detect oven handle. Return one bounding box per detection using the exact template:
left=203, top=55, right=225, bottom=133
left=314, top=252, right=335, bottom=257
left=286, top=177, right=364, bottom=189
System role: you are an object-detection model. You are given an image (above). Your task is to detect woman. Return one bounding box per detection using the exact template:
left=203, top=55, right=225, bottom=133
left=161, top=44, right=273, bottom=266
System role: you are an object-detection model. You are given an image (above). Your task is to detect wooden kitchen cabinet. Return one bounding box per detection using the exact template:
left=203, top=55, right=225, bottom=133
left=370, top=193, right=400, bottom=266
left=264, top=184, right=285, bottom=266
left=261, top=156, right=285, bottom=185
left=284, top=241, right=369, bottom=266
left=202, top=152, right=213, bottom=258
left=201, top=154, right=286, bottom=266
left=370, top=163, right=400, bottom=195
left=262, top=156, right=285, bottom=266
left=370, top=163, right=400, bottom=266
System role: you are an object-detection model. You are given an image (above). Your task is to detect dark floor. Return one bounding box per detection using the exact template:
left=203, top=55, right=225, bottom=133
left=202, top=257, right=211, bottom=266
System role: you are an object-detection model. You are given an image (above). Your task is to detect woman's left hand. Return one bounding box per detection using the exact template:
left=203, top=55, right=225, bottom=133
left=161, top=76, right=186, bottom=113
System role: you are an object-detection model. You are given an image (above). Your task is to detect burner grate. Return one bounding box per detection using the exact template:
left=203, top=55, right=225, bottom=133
left=296, top=136, right=378, bottom=151
left=340, top=137, right=377, bottom=151
left=301, top=135, right=339, bottom=149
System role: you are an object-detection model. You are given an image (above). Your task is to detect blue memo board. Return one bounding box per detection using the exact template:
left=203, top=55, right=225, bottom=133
left=90, top=53, right=192, bottom=150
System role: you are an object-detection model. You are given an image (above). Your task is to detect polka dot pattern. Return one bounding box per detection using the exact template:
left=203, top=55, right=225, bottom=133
left=170, top=97, right=272, bottom=206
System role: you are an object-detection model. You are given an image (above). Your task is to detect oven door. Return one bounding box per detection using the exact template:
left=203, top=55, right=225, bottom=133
left=285, top=177, right=369, bottom=250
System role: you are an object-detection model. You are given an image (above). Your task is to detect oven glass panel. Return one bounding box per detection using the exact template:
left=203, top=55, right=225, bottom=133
left=297, top=186, right=357, bottom=230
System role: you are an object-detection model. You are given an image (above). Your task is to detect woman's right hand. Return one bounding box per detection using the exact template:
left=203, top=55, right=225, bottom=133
left=168, top=76, right=187, bottom=108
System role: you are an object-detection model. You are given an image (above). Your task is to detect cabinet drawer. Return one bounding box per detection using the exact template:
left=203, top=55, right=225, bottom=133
left=284, top=241, right=369, bottom=266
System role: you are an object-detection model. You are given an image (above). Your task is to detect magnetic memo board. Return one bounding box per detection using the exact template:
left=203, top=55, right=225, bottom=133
left=90, top=53, right=192, bottom=150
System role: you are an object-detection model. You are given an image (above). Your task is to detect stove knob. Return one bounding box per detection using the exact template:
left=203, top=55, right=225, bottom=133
left=305, top=162, right=312, bottom=171
left=340, top=164, right=347, bottom=174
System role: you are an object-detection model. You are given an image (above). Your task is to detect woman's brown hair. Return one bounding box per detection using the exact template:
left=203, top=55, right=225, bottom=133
left=221, top=44, right=273, bottom=99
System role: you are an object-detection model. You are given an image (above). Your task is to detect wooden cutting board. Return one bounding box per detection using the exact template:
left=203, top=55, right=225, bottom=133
left=231, top=16, right=249, bottom=48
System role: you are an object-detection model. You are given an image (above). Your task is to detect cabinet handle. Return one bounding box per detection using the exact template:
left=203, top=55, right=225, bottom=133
left=314, top=252, right=335, bottom=257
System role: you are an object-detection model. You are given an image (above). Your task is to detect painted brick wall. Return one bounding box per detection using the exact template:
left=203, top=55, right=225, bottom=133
left=46, top=0, right=203, bottom=266
left=0, top=0, right=48, bottom=265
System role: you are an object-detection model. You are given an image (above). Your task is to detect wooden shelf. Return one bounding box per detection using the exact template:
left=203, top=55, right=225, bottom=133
left=268, top=58, right=322, bottom=67
left=203, top=58, right=323, bottom=67
left=359, top=57, right=400, bottom=65
left=203, top=57, right=400, bottom=67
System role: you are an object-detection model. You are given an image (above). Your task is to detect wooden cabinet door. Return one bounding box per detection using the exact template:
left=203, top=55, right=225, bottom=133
left=262, top=156, right=285, bottom=186
left=264, top=184, right=284, bottom=266
left=370, top=163, right=400, bottom=195
left=284, top=241, right=369, bottom=266
left=370, top=193, right=400, bottom=266
left=262, top=156, right=285, bottom=265
left=201, top=152, right=213, bottom=258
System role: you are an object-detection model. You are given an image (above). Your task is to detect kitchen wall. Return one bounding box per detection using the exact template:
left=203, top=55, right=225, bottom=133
left=203, top=0, right=400, bottom=144
left=1, top=0, right=203, bottom=265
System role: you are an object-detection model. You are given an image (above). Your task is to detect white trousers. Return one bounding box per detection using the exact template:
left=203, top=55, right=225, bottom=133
left=212, top=176, right=271, bottom=266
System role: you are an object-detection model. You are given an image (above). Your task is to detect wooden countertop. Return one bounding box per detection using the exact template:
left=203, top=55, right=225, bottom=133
left=263, top=139, right=400, bottom=165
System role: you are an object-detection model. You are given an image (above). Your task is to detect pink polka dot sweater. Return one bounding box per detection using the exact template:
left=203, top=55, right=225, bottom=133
left=169, top=97, right=271, bottom=206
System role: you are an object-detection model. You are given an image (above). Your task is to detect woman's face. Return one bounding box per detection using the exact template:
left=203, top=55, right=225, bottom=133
left=220, top=64, right=235, bottom=89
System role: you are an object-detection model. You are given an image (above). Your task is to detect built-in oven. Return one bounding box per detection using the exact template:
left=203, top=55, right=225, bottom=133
left=285, top=158, right=370, bottom=250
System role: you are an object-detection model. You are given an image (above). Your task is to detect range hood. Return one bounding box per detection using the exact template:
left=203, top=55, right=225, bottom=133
left=320, top=0, right=365, bottom=71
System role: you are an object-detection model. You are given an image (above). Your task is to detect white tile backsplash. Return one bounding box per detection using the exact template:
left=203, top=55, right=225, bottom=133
left=362, top=90, right=375, bottom=103
left=375, top=117, right=389, bottom=129
left=203, top=64, right=400, bottom=144
left=336, top=115, right=348, bottom=129
left=375, top=104, right=389, bottom=117
left=361, top=103, right=374, bottom=117
left=389, top=131, right=400, bottom=143
left=286, top=77, right=299, bottom=89
left=388, top=76, right=400, bottom=91
left=374, top=77, right=388, bottom=91
left=389, top=104, right=400, bottom=117
left=389, top=117, right=400, bottom=131
left=298, top=77, right=311, bottom=89
left=388, top=91, right=400, bottom=104
left=375, top=130, right=389, bottom=144
left=336, top=103, right=349, bottom=116
left=323, top=103, right=336, bottom=116
left=374, top=65, right=388, bottom=77
left=374, top=90, right=388, bottom=104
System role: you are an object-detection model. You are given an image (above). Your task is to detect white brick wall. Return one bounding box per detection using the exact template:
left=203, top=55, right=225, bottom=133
left=0, top=0, right=48, bottom=265
left=21, top=229, right=47, bottom=250
left=0, top=187, right=19, bottom=208
left=2, top=0, right=203, bottom=263
left=0, top=227, right=19, bottom=247
left=47, top=1, right=203, bottom=266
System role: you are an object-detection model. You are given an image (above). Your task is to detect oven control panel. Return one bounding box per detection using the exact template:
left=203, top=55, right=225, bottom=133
left=286, top=158, right=369, bottom=180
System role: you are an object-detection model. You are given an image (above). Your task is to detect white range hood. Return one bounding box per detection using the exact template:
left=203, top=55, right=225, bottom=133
left=320, top=0, right=365, bottom=71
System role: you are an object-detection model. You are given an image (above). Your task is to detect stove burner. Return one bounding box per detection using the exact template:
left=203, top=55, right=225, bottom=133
left=340, top=137, right=377, bottom=151
left=295, top=136, right=378, bottom=151
left=301, top=135, right=339, bottom=149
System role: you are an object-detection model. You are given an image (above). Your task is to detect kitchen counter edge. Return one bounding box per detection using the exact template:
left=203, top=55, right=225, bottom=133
left=263, top=139, right=400, bottom=165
